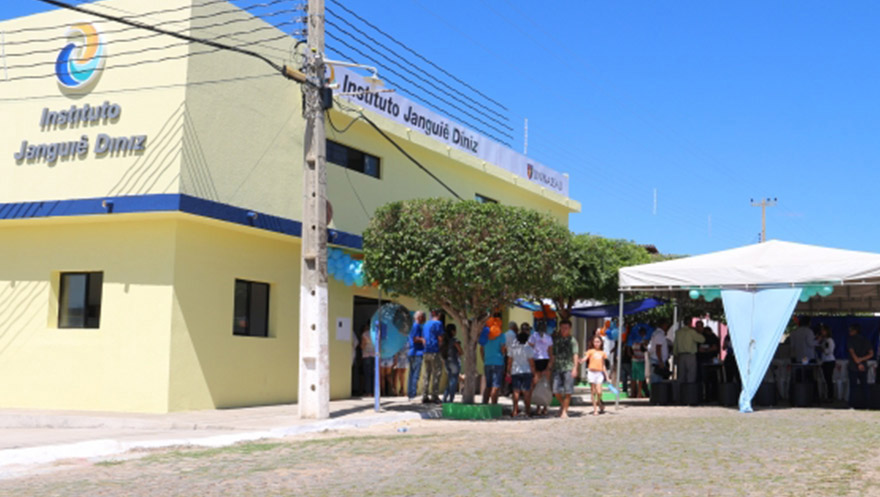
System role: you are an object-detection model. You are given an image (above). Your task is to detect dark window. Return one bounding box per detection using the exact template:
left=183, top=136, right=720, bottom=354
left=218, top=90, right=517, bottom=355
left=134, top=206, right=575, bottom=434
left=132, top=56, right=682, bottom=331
left=327, top=140, right=381, bottom=178
left=475, top=193, right=498, bottom=204
left=58, top=272, right=103, bottom=328
left=233, top=279, right=270, bottom=337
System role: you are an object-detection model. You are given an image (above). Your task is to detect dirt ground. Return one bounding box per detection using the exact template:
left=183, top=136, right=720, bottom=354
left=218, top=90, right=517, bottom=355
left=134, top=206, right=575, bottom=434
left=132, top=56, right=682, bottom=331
left=3, top=403, right=880, bottom=497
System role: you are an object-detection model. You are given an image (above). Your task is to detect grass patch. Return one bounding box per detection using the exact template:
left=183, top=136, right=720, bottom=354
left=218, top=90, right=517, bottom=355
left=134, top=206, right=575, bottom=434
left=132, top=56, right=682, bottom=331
left=94, top=460, right=126, bottom=467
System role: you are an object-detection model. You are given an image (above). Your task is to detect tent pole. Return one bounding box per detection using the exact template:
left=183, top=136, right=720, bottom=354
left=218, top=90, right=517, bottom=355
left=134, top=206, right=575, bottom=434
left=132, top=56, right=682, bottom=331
left=672, top=300, right=678, bottom=381
left=374, top=289, right=382, bottom=413
left=616, top=292, right=624, bottom=411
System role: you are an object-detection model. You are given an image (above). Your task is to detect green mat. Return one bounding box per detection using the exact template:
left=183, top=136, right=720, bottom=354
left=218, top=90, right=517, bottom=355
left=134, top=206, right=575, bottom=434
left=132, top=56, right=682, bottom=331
left=442, top=403, right=503, bottom=420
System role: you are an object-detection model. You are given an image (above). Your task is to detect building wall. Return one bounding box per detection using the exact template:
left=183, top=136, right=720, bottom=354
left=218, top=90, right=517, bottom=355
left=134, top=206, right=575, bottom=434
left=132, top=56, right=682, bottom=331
left=179, top=1, right=578, bottom=233
left=167, top=215, right=364, bottom=411
left=0, top=216, right=175, bottom=412
left=0, top=0, right=190, bottom=205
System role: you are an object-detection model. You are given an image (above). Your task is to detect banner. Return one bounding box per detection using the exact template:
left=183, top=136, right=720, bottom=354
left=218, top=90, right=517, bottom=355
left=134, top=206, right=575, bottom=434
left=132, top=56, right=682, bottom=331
left=332, top=67, right=568, bottom=197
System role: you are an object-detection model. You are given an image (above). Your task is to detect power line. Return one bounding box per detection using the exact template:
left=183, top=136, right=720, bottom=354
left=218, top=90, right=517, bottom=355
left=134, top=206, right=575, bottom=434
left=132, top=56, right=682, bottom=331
left=333, top=100, right=463, bottom=200
left=325, top=6, right=509, bottom=126
left=5, top=0, right=295, bottom=45
left=4, top=0, right=231, bottom=35
left=325, top=42, right=513, bottom=146
left=325, top=19, right=512, bottom=132
left=325, top=0, right=508, bottom=112
left=0, top=72, right=280, bottom=102
left=34, top=0, right=286, bottom=74
left=5, top=4, right=298, bottom=55
left=325, top=34, right=513, bottom=143
left=4, top=21, right=297, bottom=71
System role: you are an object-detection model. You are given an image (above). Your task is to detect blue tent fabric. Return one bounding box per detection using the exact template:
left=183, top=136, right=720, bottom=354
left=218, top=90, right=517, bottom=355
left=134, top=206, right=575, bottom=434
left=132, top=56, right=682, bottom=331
left=570, top=298, right=667, bottom=318
left=794, top=316, right=880, bottom=360
left=514, top=299, right=543, bottom=311
left=722, top=288, right=802, bottom=413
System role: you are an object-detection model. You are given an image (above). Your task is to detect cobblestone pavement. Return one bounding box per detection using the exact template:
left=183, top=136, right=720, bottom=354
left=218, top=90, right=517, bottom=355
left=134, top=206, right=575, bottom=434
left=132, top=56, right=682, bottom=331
left=3, top=404, right=880, bottom=497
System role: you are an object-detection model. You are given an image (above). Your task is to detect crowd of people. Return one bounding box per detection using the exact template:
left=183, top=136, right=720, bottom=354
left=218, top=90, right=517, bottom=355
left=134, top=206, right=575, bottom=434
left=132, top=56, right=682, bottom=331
left=353, top=309, right=615, bottom=417
left=354, top=309, right=880, bottom=411
left=781, top=317, right=876, bottom=407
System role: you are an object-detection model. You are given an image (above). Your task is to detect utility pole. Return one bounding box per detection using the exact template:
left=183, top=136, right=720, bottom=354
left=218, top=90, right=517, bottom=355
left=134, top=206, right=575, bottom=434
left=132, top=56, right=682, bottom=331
left=298, top=0, right=330, bottom=419
left=523, top=117, right=528, bottom=155
left=750, top=197, right=777, bottom=243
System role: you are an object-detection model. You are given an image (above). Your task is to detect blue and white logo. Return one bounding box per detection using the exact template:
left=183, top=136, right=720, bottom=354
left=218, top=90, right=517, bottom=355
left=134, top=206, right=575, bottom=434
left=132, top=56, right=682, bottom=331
left=55, top=22, right=105, bottom=91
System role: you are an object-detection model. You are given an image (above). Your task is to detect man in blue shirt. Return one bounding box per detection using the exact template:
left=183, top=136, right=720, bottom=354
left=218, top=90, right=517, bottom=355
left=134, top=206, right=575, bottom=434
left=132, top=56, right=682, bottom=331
left=407, top=311, right=426, bottom=400
left=421, top=309, right=446, bottom=403
left=480, top=323, right=507, bottom=405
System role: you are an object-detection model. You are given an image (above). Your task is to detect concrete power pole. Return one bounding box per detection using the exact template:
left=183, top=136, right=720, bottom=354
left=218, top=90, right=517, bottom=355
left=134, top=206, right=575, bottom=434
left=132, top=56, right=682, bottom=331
left=750, top=197, right=777, bottom=243
left=298, top=0, right=330, bottom=419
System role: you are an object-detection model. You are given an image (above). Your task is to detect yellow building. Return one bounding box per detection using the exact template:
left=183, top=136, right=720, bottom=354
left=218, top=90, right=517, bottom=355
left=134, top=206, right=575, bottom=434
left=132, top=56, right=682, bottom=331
left=0, top=0, right=580, bottom=412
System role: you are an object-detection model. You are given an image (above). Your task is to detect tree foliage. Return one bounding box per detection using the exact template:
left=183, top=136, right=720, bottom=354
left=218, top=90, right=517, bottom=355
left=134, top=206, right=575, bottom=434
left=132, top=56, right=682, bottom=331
left=363, top=198, right=571, bottom=403
left=546, top=234, right=652, bottom=319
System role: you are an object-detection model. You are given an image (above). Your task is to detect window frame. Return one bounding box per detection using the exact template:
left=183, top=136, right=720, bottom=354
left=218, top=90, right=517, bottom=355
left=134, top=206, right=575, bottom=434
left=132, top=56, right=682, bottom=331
left=475, top=193, right=498, bottom=204
left=233, top=279, right=271, bottom=338
left=58, top=271, right=103, bottom=329
left=326, top=139, right=381, bottom=179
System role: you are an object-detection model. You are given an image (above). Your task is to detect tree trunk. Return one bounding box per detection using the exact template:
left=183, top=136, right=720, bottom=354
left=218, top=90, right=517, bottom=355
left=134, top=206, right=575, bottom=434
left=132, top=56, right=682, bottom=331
left=460, top=321, right=483, bottom=404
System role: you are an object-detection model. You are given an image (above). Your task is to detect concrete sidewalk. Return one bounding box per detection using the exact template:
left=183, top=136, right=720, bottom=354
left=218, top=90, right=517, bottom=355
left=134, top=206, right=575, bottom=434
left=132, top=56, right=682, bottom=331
left=0, top=397, right=435, bottom=479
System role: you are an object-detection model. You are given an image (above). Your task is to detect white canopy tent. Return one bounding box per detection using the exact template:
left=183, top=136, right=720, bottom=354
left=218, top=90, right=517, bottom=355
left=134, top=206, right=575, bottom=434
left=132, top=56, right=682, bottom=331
left=613, top=240, right=880, bottom=411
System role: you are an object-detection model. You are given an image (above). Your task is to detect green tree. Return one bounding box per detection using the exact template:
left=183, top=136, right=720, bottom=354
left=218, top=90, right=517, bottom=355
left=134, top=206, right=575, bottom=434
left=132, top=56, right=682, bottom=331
left=363, top=198, right=571, bottom=404
left=546, top=234, right=652, bottom=320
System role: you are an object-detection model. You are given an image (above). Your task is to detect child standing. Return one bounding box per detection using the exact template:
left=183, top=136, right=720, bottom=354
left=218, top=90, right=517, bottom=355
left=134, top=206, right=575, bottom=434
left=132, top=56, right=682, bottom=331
left=506, top=323, right=537, bottom=417
left=581, top=334, right=607, bottom=416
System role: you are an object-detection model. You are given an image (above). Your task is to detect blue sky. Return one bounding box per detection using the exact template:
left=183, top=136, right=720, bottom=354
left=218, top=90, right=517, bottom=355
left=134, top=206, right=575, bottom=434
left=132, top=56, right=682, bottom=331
left=8, top=1, right=880, bottom=255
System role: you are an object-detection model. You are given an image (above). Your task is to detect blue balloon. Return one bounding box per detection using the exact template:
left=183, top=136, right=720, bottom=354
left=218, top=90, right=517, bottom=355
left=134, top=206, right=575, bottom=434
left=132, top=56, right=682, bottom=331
left=369, top=303, right=412, bottom=359
left=606, top=325, right=619, bottom=341
left=355, top=275, right=365, bottom=287
left=689, top=289, right=701, bottom=300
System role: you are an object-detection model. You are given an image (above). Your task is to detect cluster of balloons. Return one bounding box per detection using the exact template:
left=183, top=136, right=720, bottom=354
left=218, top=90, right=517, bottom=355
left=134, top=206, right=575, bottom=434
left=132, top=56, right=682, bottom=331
left=327, top=247, right=366, bottom=287
left=369, top=303, right=412, bottom=359
left=688, top=285, right=834, bottom=303
left=688, top=288, right=721, bottom=302
left=486, top=316, right=503, bottom=340
left=606, top=324, right=620, bottom=341
left=798, top=285, right=834, bottom=302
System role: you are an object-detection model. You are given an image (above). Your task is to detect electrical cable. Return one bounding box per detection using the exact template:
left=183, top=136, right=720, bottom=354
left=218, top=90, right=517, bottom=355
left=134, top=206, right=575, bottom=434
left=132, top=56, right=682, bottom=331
left=325, top=19, right=512, bottom=131
left=0, top=72, right=280, bottom=102
left=4, top=6, right=299, bottom=55
left=333, top=101, right=462, bottom=200
left=34, top=0, right=286, bottom=74
left=2, top=26, right=298, bottom=82
left=326, top=109, right=364, bottom=135
left=4, top=22, right=297, bottom=71
left=325, top=33, right=514, bottom=143
left=326, top=42, right=513, bottom=146
left=325, top=6, right=509, bottom=126
left=5, top=0, right=292, bottom=40
left=326, top=0, right=507, bottom=112
left=3, top=0, right=234, bottom=35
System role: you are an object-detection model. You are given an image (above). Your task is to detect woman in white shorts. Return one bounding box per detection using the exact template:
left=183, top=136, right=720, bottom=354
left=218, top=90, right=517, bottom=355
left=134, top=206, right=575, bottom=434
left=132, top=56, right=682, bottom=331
left=581, top=334, right=608, bottom=416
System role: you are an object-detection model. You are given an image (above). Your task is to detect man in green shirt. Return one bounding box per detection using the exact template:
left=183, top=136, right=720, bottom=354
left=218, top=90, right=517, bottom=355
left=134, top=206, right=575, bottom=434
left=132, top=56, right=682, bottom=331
left=548, top=319, right=579, bottom=418
left=674, top=318, right=705, bottom=384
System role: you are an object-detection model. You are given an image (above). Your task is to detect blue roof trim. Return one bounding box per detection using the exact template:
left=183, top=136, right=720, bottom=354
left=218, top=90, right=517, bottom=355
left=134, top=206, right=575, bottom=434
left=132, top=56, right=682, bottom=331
left=0, top=194, right=363, bottom=249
